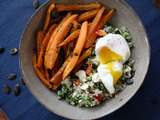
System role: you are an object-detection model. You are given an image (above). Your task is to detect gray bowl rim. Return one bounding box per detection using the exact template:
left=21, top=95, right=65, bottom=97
left=19, top=0, right=150, bottom=119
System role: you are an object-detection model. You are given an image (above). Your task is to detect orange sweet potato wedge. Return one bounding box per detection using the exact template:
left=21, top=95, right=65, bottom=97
left=44, top=14, right=76, bottom=69
left=62, top=21, right=88, bottom=79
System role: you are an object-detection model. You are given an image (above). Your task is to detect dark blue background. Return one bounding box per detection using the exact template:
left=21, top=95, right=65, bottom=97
left=0, top=0, right=160, bottom=120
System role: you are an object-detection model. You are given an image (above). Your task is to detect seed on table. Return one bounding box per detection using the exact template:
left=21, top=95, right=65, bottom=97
left=13, top=84, right=21, bottom=96
left=0, top=47, right=5, bottom=54
left=7, top=73, right=16, bottom=80
left=33, top=0, right=40, bottom=9
left=3, top=84, right=11, bottom=94
left=9, top=48, right=18, bottom=55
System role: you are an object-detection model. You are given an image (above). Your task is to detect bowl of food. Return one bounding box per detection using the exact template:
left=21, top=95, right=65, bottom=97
left=19, top=0, right=150, bottom=119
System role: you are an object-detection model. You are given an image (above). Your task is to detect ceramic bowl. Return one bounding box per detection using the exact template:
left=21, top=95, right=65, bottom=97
left=19, top=0, right=150, bottom=119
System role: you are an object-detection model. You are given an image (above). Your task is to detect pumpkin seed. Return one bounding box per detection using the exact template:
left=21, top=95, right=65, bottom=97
left=9, top=48, right=18, bottom=55
left=3, top=84, right=11, bottom=94
left=0, top=47, right=5, bottom=54
left=13, top=84, right=21, bottom=96
left=33, top=0, right=40, bottom=9
left=7, top=73, right=16, bottom=80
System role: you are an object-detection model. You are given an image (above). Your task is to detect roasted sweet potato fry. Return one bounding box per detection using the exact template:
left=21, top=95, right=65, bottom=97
left=95, top=29, right=107, bottom=36
left=56, top=3, right=101, bottom=12
left=76, top=47, right=93, bottom=65
left=78, top=9, right=99, bottom=22
left=71, top=20, right=81, bottom=32
left=43, top=3, right=56, bottom=31
left=63, top=21, right=88, bottom=79
left=45, top=68, right=50, bottom=80
left=50, top=56, right=71, bottom=90
left=98, top=9, right=115, bottom=29
left=32, top=54, right=52, bottom=88
left=72, top=47, right=93, bottom=74
left=36, top=30, right=45, bottom=57
left=44, top=14, right=77, bottom=69
left=37, top=24, right=57, bottom=68
left=46, top=13, right=72, bottom=50
left=58, top=29, right=80, bottom=47
left=84, top=7, right=105, bottom=48
left=88, top=9, right=115, bottom=44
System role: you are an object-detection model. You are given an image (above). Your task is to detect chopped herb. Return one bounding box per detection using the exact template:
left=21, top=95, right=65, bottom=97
left=7, top=73, right=16, bottom=80
left=92, top=63, right=98, bottom=72
left=91, top=50, right=96, bottom=57
left=86, top=76, right=92, bottom=81
left=104, top=25, right=115, bottom=33
left=57, top=84, right=72, bottom=99
left=9, top=48, right=18, bottom=55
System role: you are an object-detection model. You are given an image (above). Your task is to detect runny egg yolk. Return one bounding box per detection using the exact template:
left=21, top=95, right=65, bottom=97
left=99, top=46, right=123, bottom=64
left=105, top=62, right=122, bottom=85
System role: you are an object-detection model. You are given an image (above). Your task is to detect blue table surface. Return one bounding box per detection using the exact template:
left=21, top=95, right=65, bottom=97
left=0, top=0, right=160, bottom=120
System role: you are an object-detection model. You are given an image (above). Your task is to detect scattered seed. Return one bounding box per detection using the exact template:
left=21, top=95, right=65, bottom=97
left=3, top=84, right=11, bottom=94
left=33, top=0, right=40, bottom=9
left=7, top=73, right=16, bottom=80
left=13, top=84, right=21, bottom=96
left=9, top=48, right=18, bottom=55
left=0, top=47, right=5, bottom=54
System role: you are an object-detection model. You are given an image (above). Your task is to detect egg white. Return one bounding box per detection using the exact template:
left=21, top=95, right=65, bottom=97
left=97, top=61, right=123, bottom=94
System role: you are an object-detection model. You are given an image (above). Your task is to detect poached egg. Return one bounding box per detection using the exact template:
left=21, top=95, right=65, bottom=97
left=95, top=33, right=130, bottom=94
left=95, top=33, right=130, bottom=64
